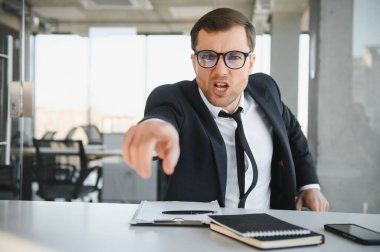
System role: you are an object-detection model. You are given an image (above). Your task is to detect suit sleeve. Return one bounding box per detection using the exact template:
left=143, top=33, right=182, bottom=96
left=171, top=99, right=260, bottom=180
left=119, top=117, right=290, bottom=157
left=281, top=103, right=319, bottom=189
left=266, top=75, right=320, bottom=190
left=142, top=84, right=184, bottom=133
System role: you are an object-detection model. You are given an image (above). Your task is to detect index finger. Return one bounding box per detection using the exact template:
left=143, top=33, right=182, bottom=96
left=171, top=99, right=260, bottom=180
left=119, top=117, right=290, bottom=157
left=121, top=125, right=137, bottom=166
left=121, top=125, right=154, bottom=178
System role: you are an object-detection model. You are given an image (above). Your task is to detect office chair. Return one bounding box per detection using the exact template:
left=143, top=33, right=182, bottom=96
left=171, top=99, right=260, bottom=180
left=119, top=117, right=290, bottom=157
left=41, top=130, right=57, bottom=140
left=32, top=138, right=102, bottom=201
left=81, top=124, right=103, bottom=145
left=65, top=127, right=78, bottom=141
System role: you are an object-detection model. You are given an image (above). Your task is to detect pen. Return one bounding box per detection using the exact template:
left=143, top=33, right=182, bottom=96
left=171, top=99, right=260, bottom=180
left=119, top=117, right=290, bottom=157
left=162, top=210, right=216, bottom=215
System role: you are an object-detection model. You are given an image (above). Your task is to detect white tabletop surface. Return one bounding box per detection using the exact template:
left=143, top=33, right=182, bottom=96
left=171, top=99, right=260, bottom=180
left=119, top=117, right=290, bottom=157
left=0, top=200, right=379, bottom=252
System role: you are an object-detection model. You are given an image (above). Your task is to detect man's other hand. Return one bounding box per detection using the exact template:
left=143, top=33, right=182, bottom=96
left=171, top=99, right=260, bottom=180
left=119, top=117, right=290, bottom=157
left=296, top=188, right=329, bottom=212
left=122, top=120, right=180, bottom=179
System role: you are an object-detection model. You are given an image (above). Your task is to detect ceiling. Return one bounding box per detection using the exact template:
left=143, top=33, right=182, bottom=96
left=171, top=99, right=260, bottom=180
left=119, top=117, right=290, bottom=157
left=0, top=0, right=308, bottom=36
left=30, top=0, right=257, bottom=35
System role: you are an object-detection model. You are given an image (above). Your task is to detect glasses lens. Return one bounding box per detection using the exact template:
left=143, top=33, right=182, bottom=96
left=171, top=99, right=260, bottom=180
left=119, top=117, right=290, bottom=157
left=197, top=51, right=218, bottom=68
left=225, top=51, right=246, bottom=69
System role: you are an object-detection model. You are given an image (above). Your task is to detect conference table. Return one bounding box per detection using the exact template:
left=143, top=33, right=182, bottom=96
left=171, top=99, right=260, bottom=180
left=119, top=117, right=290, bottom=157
left=0, top=200, right=379, bottom=252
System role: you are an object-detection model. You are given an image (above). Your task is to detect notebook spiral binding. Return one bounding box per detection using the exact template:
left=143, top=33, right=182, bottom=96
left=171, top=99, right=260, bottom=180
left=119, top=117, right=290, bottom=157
left=242, top=229, right=311, bottom=238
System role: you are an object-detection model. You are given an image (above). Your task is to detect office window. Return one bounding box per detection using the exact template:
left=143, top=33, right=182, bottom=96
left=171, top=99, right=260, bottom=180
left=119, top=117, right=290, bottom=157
left=34, top=33, right=195, bottom=136
left=298, top=33, right=310, bottom=135
left=34, top=35, right=89, bottom=138
left=253, top=34, right=271, bottom=74
left=89, top=35, right=146, bottom=133
left=146, top=35, right=194, bottom=94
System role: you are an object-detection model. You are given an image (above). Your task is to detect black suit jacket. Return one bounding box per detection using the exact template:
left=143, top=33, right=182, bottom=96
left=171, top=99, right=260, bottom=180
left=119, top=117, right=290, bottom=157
left=144, top=73, right=319, bottom=209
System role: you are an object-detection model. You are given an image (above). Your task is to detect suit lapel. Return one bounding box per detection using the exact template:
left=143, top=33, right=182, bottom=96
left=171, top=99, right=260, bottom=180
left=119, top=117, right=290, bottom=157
left=246, top=75, right=297, bottom=202
left=245, top=78, right=290, bottom=151
left=184, top=81, right=228, bottom=204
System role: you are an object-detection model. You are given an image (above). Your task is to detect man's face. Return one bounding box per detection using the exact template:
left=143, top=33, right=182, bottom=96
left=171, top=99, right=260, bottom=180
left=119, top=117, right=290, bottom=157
left=191, top=25, right=255, bottom=113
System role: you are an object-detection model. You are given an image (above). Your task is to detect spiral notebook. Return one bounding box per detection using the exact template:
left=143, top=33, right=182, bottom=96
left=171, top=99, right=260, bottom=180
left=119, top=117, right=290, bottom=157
left=209, top=214, right=324, bottom=249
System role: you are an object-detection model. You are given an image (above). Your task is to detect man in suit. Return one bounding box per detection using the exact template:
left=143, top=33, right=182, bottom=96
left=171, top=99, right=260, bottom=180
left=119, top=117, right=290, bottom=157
left=122, top=8, right=329, bottom=211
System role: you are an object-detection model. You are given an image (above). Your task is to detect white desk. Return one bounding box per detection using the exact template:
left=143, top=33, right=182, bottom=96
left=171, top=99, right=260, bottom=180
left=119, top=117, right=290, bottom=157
left=0, top=200, right=379, bottom=252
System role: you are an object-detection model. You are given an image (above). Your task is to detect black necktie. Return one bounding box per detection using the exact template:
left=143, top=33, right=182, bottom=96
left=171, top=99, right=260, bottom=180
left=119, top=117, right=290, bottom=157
left=219, top=107, right=258, bottom=208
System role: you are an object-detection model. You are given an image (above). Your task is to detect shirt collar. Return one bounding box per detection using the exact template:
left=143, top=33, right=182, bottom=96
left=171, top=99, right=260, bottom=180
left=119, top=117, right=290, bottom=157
left=198, top=87, right=245, bottom=119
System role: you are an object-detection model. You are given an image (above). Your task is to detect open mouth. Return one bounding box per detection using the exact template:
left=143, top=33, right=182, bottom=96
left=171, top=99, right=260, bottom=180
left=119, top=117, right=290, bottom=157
left=214, top=82, right=229, bottom=91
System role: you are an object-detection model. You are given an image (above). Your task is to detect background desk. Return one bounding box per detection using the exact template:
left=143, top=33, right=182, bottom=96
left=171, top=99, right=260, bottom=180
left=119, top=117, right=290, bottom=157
left=10, top=147, right=123, bottom=200
left=1, top=201, right=380, bottom=252
left=11, top=146, right=122, bottom=159
left=11, top=147, right=159, bottom=202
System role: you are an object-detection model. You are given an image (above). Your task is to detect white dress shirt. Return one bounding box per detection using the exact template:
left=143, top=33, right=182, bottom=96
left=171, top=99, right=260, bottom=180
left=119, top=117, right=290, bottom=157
left=199, top=88, right=319, bottom=209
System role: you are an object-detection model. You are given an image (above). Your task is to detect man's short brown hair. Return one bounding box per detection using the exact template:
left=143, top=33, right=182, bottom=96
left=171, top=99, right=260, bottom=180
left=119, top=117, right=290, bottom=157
left=190, top=8, right=256, bottom=51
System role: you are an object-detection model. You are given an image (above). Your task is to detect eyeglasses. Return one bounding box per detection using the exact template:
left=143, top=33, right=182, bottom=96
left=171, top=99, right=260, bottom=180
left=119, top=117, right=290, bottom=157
left=194, top=50, right=253, bottom=69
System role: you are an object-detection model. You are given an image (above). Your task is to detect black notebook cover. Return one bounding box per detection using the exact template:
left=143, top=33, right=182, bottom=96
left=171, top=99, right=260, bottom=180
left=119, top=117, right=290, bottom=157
left=209, top=214, right=324, bottom=249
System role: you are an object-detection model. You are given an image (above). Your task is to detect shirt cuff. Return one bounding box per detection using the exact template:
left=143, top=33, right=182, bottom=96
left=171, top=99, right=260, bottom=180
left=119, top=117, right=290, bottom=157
left=299, top=184, right=320, bottom=192
left=141, top=118, right=166, bottom=124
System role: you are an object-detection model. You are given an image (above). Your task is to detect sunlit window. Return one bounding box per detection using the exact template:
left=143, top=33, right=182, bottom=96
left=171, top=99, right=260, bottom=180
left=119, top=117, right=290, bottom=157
left=253, top=34, right=271, bottom=74
left=298, top=33, right=310, bottom=135
left=34, top=35, right=89, bottom=139
left=89, top=34, right=147, bottom=133
left=146, top=35, right=194, bottom=94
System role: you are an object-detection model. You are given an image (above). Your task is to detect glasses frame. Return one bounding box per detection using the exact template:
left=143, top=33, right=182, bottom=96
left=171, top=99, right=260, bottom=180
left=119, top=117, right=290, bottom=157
left=193, top=50, right=253, bottom=69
